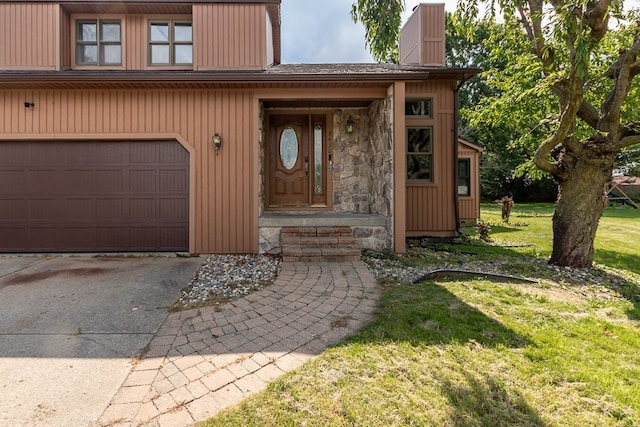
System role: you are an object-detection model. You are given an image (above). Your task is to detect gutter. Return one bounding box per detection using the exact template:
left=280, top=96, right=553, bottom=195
left=453, top=72, right=478, bottom=235
left=0, top=68, right=481, bottom=84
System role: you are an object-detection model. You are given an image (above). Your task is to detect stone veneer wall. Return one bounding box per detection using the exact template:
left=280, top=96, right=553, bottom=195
left=332, top=109, right=372, bottom=213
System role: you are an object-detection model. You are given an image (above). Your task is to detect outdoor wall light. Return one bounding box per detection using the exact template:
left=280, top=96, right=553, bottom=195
left=24, top=101, right=35, bottom=108
left=212, top=132, right=222, bottom=154
left=346, top=117, right=355, bottom=134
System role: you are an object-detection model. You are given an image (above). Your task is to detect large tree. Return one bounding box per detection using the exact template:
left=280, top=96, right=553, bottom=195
left=353, top=0, right=640, bottom=268
left=456, top=0, right=640, bottom=267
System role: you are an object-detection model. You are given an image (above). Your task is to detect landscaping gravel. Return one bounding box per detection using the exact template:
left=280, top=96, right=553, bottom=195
left=177, top=254, right=282, bottom=308
left=175, top=246, right=639, bottom=310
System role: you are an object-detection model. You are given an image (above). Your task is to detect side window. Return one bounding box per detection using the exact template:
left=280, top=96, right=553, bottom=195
left=149, top=20, right=193, bottom=66
left=458, top=158, right=471, bottom=196
left=407, top=127, right=433, bottom=181
left=76, top=19, right=121, bottom=66
left=405, top=98, right=434, bottom=182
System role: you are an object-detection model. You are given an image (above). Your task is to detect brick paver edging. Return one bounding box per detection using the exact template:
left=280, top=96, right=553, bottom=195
left=96, top=261, right=380, bottom=427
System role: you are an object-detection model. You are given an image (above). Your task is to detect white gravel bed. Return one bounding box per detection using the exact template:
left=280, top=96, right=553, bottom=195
left=177, top=254, right=282, bottom=308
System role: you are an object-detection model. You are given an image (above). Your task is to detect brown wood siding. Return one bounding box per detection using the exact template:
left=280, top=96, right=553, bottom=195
left=194, top=3, right=267, bottom=70
left=124, top=15, right=146, bottom=70
left=0, top=3, right=59, bottom=70
left=0, top=89, right=257, bottom=254
left=420, top=3, right=445, bottom=66
left=405, top=80, right=456, bottom=235
left=59, top=7, right=71, bottom=70
left=399, top=4, right=445, bottom=66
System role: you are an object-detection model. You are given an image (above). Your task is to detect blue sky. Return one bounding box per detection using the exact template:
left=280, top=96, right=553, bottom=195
left=280, top=0, right=458, bottom=63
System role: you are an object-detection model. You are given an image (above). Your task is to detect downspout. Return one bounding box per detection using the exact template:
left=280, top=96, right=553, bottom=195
left=453, top=74, right=474, bottom=235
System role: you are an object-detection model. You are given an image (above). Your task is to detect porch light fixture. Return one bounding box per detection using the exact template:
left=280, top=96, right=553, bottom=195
left=346, top=117, right=355, bottom=134
left=24, top=101, right=34, bottom=108
left=212, top=132, right=222, bottom=154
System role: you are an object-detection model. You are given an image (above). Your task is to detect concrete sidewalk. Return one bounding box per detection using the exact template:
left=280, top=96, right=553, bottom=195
left=97, top=261, right=381, bottom=427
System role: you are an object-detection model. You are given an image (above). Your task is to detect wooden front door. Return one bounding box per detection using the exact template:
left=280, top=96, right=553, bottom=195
left=267, top=114, right=328, bottom=209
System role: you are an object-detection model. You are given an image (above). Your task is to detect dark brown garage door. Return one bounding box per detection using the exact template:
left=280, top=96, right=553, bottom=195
left=0, top=140, right=189, bottom=252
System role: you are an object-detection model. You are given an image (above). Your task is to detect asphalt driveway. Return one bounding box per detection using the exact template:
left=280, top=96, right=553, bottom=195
left=0, top=255, right=203, bottom=427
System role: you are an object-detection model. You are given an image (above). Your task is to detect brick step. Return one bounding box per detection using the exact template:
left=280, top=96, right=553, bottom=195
left=281, top=226, right=360, bottom=262
left=281, top=236, right=357, bottom=248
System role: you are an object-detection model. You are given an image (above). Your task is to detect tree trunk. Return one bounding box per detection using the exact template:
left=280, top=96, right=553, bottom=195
left=550, top=153, right=615, bottom=268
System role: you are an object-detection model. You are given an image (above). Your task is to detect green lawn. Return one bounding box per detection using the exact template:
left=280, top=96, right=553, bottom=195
left=460, top=203, right=640, bottom=274
left=201, top=203, right=640, bottom=427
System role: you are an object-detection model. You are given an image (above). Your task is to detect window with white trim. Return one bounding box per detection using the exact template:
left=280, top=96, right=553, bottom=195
left=149, top=20, right=193, bottom=65
left=76, top=19, right=122, bottom=66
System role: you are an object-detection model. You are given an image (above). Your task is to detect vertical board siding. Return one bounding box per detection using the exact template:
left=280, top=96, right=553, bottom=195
left=124, top=15, right=146, bottom=70
left=194, top=4, right=266, bottom=70
left=399, top=9, right=421, bottom=65
left=0, top=89, right=257, bottom=254
left=0, top=3, right=59, bottom=69
left=399, top=4, right=445, bottom=66
left=59, top=8, right=70, bottom=69
left=405, top=81, right=456, bottom=234
left=420, top=4, right=445, bottom=66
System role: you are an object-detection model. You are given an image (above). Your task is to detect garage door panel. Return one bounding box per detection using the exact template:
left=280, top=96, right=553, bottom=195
left=130, top=228, right=159, bottom=249
left=0, top=200, right=27, bottom=220
left=159, top=199, right=188, bottom=219
left=0, top=145, right=28, bottom=165
left=159, top=142, right=189, bottom=163
left=0, top=171, right=28, bottom=193
left=0, top=229, right=28, bottom=251
left=29, top=143, right=66, bottom=164
left=0, top=140, right=189, bottom=252
left=159, top=170, right=188, bottom=192
left=160, top=228, right=188, bottom=249
left=95, top=170, right=124, bottom=193
left=63, top=171, right=96, bottom=193
left=96, top=199, right=123, bottom=220
left=130, top=170, right=158, bottom=192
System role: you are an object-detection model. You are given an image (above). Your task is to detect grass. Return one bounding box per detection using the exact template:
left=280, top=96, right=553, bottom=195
left=200, top=203, right=640, bottom=427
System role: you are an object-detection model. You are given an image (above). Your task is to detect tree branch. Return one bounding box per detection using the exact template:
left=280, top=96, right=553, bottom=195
left=577, top=100, right=600, bottom=128
left=609, top=122, right=640, bottom=151
left=600, top=36, right=640, bottom=133
left=584, top=0, right=610, bottom=42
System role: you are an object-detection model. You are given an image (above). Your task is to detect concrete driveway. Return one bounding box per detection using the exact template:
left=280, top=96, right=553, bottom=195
left=0, top=255, right=203, bottom=427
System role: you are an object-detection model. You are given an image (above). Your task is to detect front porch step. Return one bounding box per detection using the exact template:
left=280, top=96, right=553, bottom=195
left=281, top=227, right=360, bottom=262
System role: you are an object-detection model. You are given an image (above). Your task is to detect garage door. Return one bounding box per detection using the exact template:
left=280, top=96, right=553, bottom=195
left=0, top=140, right=189, bottom=252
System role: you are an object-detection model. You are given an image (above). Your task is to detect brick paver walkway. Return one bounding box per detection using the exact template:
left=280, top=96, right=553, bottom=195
left=96, top=261, right=380, bottom=427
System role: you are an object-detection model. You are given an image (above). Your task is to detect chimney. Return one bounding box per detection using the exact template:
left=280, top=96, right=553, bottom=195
left=399, top=3, right=446, bottom=66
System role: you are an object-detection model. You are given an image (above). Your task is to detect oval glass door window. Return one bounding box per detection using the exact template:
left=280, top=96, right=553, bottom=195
left=280, top=128, right=299, bottom=170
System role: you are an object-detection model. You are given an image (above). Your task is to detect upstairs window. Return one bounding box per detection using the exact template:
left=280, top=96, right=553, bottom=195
left=76, top=19, right=122, bottom=66
left=405, top=99, right=432, bottom=117
left=149, top=20, right=193, bottom=66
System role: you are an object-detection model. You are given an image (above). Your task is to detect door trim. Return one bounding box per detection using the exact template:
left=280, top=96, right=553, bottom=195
left=264, top=111, right=333, bottom=211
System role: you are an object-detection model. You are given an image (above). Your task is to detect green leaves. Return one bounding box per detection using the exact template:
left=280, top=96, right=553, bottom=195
left=350, top=0, right=404, bottom=63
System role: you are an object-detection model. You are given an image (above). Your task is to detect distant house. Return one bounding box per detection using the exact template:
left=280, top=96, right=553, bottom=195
left=457, top=138, right=483, bottom=224
left=0, top=1, right=480, bottom=256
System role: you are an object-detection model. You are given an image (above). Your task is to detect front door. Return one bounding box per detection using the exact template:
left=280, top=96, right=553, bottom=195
left=267, top=114, right=328, bottom=209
